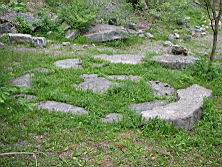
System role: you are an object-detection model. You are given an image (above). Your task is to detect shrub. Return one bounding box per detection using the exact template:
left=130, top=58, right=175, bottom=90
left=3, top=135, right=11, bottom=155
left=58, top=0, right=97, bottom=31
left=16, top=16, right=32, bottom=34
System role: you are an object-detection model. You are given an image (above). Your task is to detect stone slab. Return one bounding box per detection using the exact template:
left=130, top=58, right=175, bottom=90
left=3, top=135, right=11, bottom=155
left=141, top=84, right=212, bottom=130
left=153, top=54, right=199, bottom=69
left=148, top=81, right=176, bottom=97
left=129, top=100, right=169, bottom=114
left=54, top=59, right=82, bottom=69
left=37, top=101, right=88, bottom=115
left=94, top=54, right=144, bottom=65
left=76, top=74, right=115, bottom=93
left=106, top=75, right=141, bottom=82
left=101, top=113, right=123, bottom=124
left=11, top=73, right=33, bottom=88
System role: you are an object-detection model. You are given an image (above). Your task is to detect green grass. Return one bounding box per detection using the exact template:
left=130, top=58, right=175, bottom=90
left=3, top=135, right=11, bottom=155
left=0, top=44, right=222, bottom=166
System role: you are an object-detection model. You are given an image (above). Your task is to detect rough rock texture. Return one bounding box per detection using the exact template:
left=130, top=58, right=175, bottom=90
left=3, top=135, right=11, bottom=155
left=54, top=59, right=82, bottom=69
left=171, top=45, right=188, bottom=56
left=65, top=29, right=79, bottom=39
left=11, top=73, right=33, bottom=88
left=153, top=54, right=199, bottom=69
left=101, top=113, right=123, bottom=124
left=148, top=81, right=176, bottom=97
left=84, top=24, right=129, bottom=42
left=8, top=33, right=47, bottom=48
left=94, top=54, right=144, bottom=65
left=0, top=22, right=16, bottom=34
left=129, top=100, right=169, bottom=114
left=37, top=101, right=88, bottom=115
left=76, top=74, right=115, bottom=94
left=106, top=75, right=141, bottom=82
left=141, top=85, right=212, bottom=130
left=32, top=37, right=47, bottom=48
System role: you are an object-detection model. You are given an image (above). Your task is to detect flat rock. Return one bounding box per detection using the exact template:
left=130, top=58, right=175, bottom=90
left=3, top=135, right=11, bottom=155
left=54, top=59, right=82, bottom=69
left=129, top=100, right=169, bottom=114
left=84, top=24, right=129, bottom=42
left=101, top=113, right=123, bottom=124
left=153, top=54, right=199, bottom=69
left=37, top=101, right=88, bottom=115
left=141, top=84, right=212, bottom=130
left=148, top=81, right=176, bottom=97
left=106, top=75, right=141, bottom=82
left=76, top=74, right=115, bottom=93
left=94, top=54, right=144, bottom=65
left=14, top=94, right=37, bottom=101
left=32, top=37, right=47, bottom=48
left=11, top=73, right=33, bottom=88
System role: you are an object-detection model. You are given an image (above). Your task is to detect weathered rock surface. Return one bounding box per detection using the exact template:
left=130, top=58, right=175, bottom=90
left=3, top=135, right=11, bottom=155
left=0, top=42, right=4, bottom=48
left=153, top=54, right=199, bottom=69
left=32, top=37, right=47, bottom=48
left=168, top=33, right=180, bottom=41
left=106, top=75, right=141, bottom=82
left=14, top=94, right=37, bottom=101
left=101, top=113, right=123, bottom=124
left=11, top=73, right=33, bottom=88
left=148, top=81, right=176, bottom=97
left=0, top=22, right=16, bottom=34
left=84, top=24, right=129, bottom=42
left=76, top=74, right=115, bottom=94
left=163, top=41, right=173, bottom=47
left=94, top=54, right=144, bottom=65
left=8, top=33, right=47, bottom=48
left=129, top=100, right=169, bottom=114
left=37, top=101, right=88, bottom=115
left=65, top=29, right=79, bottom=39
left=141, top=84, right=212, bottom=130
left=54, top=59, right=82, bottom=69
left=171, top=45, right=188, bottom=56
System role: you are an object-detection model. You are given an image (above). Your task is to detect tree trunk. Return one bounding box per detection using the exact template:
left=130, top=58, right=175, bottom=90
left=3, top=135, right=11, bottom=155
left=210, top=30, right=218, bottom=61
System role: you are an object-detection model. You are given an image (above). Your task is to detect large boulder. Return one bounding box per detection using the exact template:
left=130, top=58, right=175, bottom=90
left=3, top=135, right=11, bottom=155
left=84, top=24, right=129, bottom=42
left=8, top=33, right=47, bottom=48
left=171, top=45, right=188, bottom=56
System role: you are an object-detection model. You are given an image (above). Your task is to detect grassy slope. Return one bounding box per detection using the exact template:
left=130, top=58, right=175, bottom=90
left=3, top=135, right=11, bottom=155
left=0, top=39, right=222, bottom=166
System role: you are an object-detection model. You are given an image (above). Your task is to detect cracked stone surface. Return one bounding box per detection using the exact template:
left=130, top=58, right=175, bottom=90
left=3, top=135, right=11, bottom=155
left=101, top=113, right=123, bottom=124
left=148, top=81, right=176, bottom=97
left=76, top=74, right=115, bottom=93
left=129, top=100, right=169, bottom=114
left=94, top=54, right=144, bottom=64
left=153, top=54, right=199, bottom=69
left=106, top=75, right=141, bottom=82
left=11, top=73, right=33, bottom=88
left=141, top=84, right=212, bottom=130
left=54, top=59, right=82, bottom=69
left=37, top=101, right=88, bottom=115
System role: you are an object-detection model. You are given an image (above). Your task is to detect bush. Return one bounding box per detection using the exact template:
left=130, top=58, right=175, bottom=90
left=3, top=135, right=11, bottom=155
left=33, top=9, right=58, bottom=35
left=58, top=0, right=97, bottom=31
left=16, top=16, right=32, bottom=34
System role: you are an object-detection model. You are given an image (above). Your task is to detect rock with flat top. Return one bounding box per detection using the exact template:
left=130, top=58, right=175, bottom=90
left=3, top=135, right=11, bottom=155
left=54, top=59, right=82, bottom=69
left=141, top=85, right=212, bottom=130
left=94, top=54, right=144, bottom=65
left=76, top=74, right=115, bottom=94
left=11, top=73, right=33, bottom=88
left=148, top=81, right=175, bottom=97
left=84, top=24, right=129, bottom=42
left=101, top=113, right=123, bottom=123
left=153, top=54, right=199, bottom=69
left=37, top=101, right=88, bottom=115
left=129, top=100, right=169, bottom=114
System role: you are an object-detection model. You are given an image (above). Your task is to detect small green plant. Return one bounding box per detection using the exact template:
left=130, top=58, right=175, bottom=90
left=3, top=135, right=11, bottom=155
left=8, top=0, right=27, bottom=12
left=191, top=58, right=222, bottom=81
left=16, top=16, right=32, bottom=34
left=58, top=0, right=97, bottom=31
left=0, top=87, right=16, bottom=105
left=33, top=9, right=58, bottom=35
